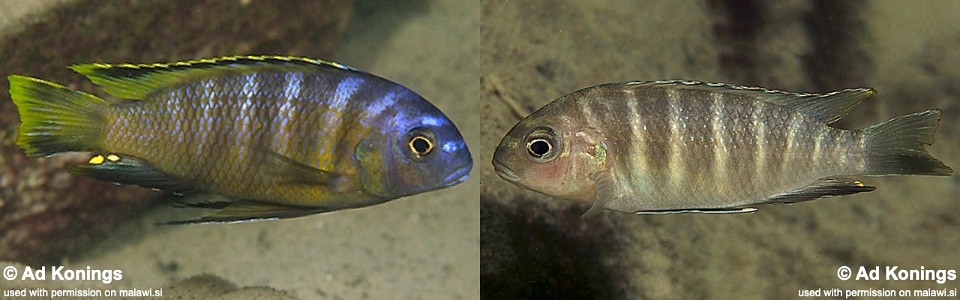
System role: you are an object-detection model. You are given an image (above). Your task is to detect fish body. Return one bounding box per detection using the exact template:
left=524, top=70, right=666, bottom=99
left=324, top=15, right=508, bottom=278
left=10, top=56, right=472, bottom=223
left=492, top=80, right=952, bottom=217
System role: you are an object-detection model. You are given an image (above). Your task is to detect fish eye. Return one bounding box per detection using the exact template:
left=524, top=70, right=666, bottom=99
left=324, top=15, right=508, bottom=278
left=404, top=128, right=436, bottom=161
left=409, top=136, right=433, bottom=156
left=527, top=139, right=551, bottom=157
left=524, top=127, right=559, bottom=162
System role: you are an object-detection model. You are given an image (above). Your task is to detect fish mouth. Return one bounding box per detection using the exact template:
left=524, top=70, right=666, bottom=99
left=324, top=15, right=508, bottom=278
left=444, top=161, right=473, bottom=186
left=492, top=160, right=520, bottom=183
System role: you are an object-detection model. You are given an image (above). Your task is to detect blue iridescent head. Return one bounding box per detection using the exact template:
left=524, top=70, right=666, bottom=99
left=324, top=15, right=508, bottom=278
left=355, top=85, right=472, bottom=199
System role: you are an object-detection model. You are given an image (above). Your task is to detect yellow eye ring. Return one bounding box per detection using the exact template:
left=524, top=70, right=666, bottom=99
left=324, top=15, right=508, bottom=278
left=409, top=135, right=433, bottom=157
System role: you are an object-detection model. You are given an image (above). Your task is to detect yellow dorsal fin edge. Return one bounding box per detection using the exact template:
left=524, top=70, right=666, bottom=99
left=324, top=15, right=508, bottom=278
left=69, top=55, right=353, bottom=100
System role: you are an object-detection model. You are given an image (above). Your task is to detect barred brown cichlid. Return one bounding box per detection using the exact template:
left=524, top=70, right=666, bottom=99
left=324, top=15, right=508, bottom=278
left=9, top=56, right=472, bottom=224
left=492, top=80, right=953, bottom=218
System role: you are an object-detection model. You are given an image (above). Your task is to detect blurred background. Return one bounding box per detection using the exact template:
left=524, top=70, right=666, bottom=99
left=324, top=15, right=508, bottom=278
left=0, top=0, right=478, bottom=298
left=481, top=1, right=960, bottom=299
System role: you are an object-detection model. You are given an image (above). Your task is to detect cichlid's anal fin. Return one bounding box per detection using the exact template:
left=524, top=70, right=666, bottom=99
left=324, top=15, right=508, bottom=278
left=162, top=200, right=332, bottom=225
left=760, top=177, right=876, bottom=205
left=70, top=154, right=198, bottom=195
left=70, top=55, right=355, bottom=100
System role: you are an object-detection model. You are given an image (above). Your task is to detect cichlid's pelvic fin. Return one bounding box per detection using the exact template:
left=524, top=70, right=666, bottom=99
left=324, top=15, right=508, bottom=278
left=633, top=208, right=758, bottom=214
left=162, top=200, right=334, bottom=225
left=761, top=177, right=876, bottom=205
left=70, top=154, right=199, bottom=195
left=171, top=197, right=231, bottom=209
left=69, top=55, right=356, bottom=100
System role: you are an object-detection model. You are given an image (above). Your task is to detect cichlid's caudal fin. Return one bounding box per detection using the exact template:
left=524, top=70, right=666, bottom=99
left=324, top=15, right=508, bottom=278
left=861, top=109, right=954, bottom=176
left=8, top=75, right=108, bottom=157
left=69, top=55, right=355, bottom=100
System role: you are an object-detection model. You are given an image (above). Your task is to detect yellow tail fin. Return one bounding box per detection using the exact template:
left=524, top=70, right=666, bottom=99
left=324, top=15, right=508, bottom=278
left=8, top=75, right=108, bottom=157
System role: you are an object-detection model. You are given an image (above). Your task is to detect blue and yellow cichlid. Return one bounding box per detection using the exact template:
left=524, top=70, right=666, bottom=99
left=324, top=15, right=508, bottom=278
left=493, top=80, right=953, bottom=218
left=9, top=56, right=472, bottom=223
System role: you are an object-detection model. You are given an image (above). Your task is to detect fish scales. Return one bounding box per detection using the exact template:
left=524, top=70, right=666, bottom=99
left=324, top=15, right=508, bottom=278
left=580, top=86, right=860, bottom=209
left=493, top=80, right=952, bottom=217
left=106, top=71, right=374, bottom=204
left=10, top=56, right=472, bottom=223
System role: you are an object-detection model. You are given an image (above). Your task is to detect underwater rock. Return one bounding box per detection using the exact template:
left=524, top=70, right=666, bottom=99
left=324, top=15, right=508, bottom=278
left=164, top=274, right=298, bottom=300
left=0, top=265, right=296, bottom=300
left=0, top=149, right=157, bottom=264
left=480, top=194, right=629, bottom=299
left=0, top=0, right=354, bottom=265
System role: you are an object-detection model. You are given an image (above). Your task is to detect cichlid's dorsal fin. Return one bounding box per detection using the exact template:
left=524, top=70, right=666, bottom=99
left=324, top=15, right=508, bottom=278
left=69, top=55, right=355, bottom=100
left=625, top=80, right=875, bottom=124
left=763, top=88, right=875, bottom=124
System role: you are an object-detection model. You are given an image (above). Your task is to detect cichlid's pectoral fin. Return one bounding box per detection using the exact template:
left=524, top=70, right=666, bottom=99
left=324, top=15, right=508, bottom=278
left=760, top=177, right=876, bottom=205
left=256, top=147, right=347, bottom=189
left=582, top=170, right=621, bottom=219
left=162, top=200, right=333, bottom=225
left=70, top=56, right=354, bottom=100
left=70, top=154, right=198, bottom=195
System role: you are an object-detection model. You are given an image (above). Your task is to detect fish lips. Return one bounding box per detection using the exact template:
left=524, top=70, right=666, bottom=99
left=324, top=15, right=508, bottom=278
left=443, top=161, right=473, bottom=186
left=492, top=160, right=520, bottom=184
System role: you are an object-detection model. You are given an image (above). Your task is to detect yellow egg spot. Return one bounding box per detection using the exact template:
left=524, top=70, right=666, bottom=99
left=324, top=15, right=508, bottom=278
left=88, top=155, right=105, bottom=165
left=854, top=180, right=864, bottom=187
left=106, top=154, right=121, bottom=162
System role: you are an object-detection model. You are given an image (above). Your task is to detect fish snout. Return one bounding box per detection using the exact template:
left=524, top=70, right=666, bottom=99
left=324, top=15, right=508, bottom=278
left=444, top=160, right=473, bottom=186
left=492, top=159, right=520, bottom=183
